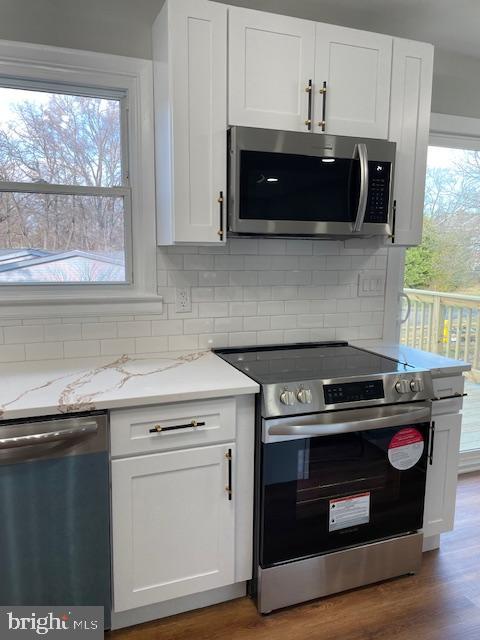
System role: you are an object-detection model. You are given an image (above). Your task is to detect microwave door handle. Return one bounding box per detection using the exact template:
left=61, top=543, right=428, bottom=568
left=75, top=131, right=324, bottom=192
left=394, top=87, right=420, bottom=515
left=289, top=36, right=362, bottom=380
left=268, top=406, right=431, bottom=438
left=353, top=143, right=369, bottom=232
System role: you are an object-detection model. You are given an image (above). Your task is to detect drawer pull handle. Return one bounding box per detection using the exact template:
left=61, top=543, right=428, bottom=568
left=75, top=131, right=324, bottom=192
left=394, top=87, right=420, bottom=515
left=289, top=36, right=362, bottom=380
left=225, top=448, right=232, bottom=501
left=149, top=420, right=205, bottom=434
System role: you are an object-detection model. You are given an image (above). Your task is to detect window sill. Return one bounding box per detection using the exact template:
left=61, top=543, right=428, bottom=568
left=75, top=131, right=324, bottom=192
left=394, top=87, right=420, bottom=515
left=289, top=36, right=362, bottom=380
left=0, top=295, right=164, bottom=319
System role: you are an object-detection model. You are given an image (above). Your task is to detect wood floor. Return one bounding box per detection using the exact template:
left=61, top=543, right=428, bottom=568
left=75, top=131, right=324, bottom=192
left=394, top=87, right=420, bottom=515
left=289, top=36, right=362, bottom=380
left=109, top=472, right=480, bottom=640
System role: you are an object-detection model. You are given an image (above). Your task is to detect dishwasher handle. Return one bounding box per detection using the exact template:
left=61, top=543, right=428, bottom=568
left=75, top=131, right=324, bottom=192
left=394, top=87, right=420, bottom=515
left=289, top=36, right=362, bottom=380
left=0, top=422, right=99, bottom=450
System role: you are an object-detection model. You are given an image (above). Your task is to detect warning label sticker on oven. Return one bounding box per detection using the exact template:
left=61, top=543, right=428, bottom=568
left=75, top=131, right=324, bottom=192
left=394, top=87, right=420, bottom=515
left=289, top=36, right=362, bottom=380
left=388, top=427, right=424, bottom=471
left=329, top=492, right=370, bottom=532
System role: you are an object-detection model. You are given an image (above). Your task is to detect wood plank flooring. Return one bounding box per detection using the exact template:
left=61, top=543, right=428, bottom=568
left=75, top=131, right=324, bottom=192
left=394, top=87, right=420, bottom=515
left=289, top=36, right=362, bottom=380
left=109, top=472, right=480, bottom=640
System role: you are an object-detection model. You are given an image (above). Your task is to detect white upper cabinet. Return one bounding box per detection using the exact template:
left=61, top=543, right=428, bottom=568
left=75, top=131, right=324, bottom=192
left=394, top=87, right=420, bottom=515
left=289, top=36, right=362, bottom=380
left=314, top=24, right=392, bottom=138
left=389, top=39, right=434, bottom=246
left=228, top=7, right=315, bottom=132
left=153, top=0, right=227, bottom=244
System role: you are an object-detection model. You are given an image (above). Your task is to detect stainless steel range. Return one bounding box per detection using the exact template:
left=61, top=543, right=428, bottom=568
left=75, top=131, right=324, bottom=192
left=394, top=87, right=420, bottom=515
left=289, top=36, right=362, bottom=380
left=215, top=342, right=434, bottom=613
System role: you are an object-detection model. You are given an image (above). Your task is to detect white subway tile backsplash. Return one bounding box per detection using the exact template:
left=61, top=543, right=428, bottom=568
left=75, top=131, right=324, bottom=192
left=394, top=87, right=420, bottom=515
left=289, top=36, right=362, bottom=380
left=168, top=335, right=199, bottom=351
left=82, top=322, right=116, bottom=340
left=100, top=338, right=135, bottom=356
left=229, top=271, right=258, bottom=286
left=244, top=316, right=270, bottom=331
left=198, top=270, right=229, bottom=286
left=117, top=321, right=152, bottom=338
left=257, top=301, right=284, bottom=316
left=26, top=342, right=64, bottom=360
left=183, top=318, right=214, bottom=334
left=229, top=301, right=257, bottom=317
left=1, top=238, right=388, bottom=361
left=198, top=302, right=229, bottom=318
left=64, top=340, right=100, bottom=358
left=44, top=324, right=82, bottom=342
left=152, top=320, right=183, bottom=336
left=214, top=317, right=244, bottom=333
left=0, top=344, right=26, bottom=362
left=5, top=325, right=44, bottom=344
left=135, top=336, right=168, bottom=354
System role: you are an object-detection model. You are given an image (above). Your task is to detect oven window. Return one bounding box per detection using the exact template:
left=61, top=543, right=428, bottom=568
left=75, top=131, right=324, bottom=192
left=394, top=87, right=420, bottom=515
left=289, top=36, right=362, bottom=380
left=260, top=423, right=430, bottom=568
left=239, top=151, right=360, bottom=222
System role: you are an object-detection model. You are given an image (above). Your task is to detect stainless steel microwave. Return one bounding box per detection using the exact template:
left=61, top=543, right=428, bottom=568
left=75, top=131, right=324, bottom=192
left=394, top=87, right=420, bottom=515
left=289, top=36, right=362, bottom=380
left=227, top=126, right=396, bottom=238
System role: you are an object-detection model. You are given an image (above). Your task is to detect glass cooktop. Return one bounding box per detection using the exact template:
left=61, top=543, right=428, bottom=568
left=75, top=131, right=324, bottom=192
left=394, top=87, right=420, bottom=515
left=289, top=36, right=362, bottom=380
left=215, top=342, right=412, bottom=385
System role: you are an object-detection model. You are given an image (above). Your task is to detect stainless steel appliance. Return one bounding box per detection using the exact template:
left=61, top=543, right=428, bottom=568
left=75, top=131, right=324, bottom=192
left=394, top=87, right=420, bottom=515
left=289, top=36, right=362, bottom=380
left=0, top=412, right=111, bottom=627
left=215, top=342, right=433, bottom=613
left=228, top=126, right=396, bottom=238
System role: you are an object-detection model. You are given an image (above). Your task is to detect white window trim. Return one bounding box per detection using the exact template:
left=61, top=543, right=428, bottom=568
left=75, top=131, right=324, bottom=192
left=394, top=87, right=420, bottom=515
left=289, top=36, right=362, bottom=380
left=0, top=39, right=161, bottom=317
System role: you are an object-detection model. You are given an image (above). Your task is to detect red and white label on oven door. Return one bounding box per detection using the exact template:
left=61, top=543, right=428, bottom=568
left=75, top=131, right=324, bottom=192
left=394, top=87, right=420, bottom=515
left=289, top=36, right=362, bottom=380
left=329, top=492, right=370, bottom=532
left=388, top=427, right=424, bottom=470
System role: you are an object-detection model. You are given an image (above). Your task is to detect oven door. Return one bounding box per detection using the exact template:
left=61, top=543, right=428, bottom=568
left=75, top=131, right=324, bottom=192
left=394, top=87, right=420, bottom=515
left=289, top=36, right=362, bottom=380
left=228, top=127, right=395, bottom=237
left=260, top=402, right=431, bottom=568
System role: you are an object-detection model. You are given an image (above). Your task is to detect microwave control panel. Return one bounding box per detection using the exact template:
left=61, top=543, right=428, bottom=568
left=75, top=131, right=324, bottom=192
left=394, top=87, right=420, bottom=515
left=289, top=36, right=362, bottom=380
left=364, top=161, right=391, bottom=224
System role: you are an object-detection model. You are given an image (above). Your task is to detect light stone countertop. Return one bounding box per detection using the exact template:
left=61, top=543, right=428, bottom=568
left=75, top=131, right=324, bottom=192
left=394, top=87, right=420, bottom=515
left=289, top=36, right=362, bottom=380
left=353, top=342, right=471, bottom=377
left=0, top=351, right=259, bottom=422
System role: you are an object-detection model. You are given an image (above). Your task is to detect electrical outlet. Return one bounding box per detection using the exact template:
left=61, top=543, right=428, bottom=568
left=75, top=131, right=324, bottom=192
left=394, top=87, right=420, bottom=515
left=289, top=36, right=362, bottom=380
left=175, top=287, right=192, bottom=313
left=358, top=272, right=386, bottom=297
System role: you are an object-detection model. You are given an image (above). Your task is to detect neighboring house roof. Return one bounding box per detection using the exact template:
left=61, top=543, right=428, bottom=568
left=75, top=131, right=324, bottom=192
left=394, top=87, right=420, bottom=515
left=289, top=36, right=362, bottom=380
left=0, top=249, right=126, bottom=282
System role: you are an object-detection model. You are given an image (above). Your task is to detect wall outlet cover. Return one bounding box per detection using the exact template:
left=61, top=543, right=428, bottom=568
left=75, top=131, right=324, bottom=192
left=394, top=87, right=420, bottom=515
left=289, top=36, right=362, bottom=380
left=175, top=287, right=192, bottom=313
left=358, top=272, right=386, bottom=297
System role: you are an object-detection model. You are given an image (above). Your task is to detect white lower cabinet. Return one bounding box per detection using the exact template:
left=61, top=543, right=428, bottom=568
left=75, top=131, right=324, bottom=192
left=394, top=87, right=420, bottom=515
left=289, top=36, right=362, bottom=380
left=112, top=444, right=235, bottom=611
left=423, top=411, right=462, bottom=538
left=111, top=395, right=255, bottom=615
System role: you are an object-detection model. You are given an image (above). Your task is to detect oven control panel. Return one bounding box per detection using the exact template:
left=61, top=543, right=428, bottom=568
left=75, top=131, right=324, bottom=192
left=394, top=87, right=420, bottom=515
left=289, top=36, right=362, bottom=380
left=324, top=380, right=385, bottom=405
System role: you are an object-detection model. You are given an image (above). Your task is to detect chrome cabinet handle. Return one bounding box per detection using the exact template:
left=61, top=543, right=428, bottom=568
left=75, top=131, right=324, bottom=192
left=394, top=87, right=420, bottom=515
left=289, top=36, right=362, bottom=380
left=305, top=80, right=313, bottom=131
left=353, top=143, right=369, bottom=232
left=318, top=81, right=327, bottom=131
left=0, top=422, right=98, bottom=449
left=225, top=448, right=232, bottom=500
left=149, top=420, right=205, bottom=434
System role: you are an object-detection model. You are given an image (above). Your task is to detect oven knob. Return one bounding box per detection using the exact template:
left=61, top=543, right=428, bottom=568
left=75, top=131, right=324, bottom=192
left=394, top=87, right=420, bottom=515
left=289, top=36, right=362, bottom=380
left=297, top=388, right=313, bottom=404
left=395, top=379, right=411, bottom=394
left=410, top=379, right=424, bottom=393
left=279, top=389, right=296, bottom=405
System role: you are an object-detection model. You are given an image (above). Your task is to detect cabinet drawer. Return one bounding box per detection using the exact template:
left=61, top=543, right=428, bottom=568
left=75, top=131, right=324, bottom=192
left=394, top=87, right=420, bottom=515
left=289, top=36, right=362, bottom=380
left=111, top=397, right=236, bottom=457
left=432, top=376, right=465, bottom=400
left=432, top=396, right=463, bottom=417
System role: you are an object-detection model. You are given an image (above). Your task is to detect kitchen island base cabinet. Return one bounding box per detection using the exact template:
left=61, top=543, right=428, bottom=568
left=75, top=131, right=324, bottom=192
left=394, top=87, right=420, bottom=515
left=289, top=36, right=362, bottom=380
left=111, top=394, right=255, bottom=617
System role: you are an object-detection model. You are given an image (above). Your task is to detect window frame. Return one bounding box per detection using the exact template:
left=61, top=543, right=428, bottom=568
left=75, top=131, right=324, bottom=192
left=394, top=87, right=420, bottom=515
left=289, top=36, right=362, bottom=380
left=0, top=79, right=133, bottom=286
left=384, top=112, right=480, bottom=344
left=0, top=39, right=159, bottom=316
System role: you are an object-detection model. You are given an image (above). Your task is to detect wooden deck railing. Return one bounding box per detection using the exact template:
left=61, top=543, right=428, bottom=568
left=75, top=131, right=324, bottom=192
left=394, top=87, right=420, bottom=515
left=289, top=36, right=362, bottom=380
left=401, top=288, right=480, bottom=370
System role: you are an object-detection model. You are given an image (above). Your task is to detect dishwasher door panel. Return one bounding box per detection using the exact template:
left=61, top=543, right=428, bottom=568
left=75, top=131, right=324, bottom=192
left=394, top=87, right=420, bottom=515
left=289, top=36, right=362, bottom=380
left=0, top=413, right=111, bottom=628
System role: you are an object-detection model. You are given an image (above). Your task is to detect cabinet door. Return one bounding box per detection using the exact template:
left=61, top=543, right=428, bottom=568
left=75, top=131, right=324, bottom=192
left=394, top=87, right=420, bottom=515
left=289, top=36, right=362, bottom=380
left=228, top=7, right=315, bottom=132
left=112, top=444, right=235, bottom=611
left=389, top=39, right=434, bottom=246
left=423, top=413, right=461, bottom=537
left=314, top=24, right=392, bottom=138
left=155, top=0, right=227, bottom=244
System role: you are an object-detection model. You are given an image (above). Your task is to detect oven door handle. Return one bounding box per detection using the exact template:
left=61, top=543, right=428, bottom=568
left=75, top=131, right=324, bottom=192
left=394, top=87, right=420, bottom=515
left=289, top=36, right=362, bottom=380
left=267, top=406, right=431, bottom=438
left=352, top=143, right=369, bottom=233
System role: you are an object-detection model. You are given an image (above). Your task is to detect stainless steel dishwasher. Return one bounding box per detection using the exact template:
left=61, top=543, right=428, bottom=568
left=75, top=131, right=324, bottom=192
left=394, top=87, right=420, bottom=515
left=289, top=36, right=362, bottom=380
left=0, top=412, right=111, bottom=628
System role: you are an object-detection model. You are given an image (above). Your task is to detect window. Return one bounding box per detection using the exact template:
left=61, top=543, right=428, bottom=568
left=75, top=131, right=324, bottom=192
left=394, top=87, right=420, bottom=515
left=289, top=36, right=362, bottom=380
left=0, top=82, right=130, bottom=284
